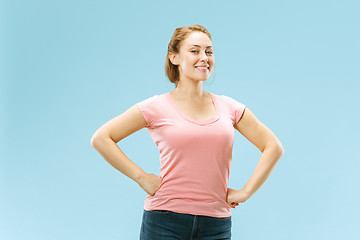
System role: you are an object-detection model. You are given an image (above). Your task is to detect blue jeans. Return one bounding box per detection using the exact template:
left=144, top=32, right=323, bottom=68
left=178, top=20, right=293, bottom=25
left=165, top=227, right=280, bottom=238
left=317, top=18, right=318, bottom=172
left=139, top=210, right=232, bottom=240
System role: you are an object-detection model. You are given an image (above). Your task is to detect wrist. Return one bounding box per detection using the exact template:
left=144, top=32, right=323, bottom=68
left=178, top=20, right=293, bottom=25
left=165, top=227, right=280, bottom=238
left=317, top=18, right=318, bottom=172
left=242, top=188, right=253, bottom=199
left=134, top=170, right=148, bottom=185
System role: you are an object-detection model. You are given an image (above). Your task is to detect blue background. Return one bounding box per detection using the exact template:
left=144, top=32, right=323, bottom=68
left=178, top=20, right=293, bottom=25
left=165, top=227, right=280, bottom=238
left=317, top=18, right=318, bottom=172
left=1, top=0, right=359, bottom=239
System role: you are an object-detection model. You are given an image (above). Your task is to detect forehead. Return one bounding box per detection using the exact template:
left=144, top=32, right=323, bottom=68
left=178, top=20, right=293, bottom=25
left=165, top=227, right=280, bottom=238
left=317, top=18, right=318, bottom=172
left=183, top=31, right=212, bottom=48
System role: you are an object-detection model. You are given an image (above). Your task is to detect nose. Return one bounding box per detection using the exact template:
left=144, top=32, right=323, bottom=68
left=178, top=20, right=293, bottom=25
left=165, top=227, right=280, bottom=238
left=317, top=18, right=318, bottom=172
left=199, top=50, right=208, bottom=62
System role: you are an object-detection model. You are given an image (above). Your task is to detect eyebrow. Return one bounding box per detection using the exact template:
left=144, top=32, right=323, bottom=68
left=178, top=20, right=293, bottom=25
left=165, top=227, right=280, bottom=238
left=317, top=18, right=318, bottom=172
left=188, top=44, right=213, bottom=48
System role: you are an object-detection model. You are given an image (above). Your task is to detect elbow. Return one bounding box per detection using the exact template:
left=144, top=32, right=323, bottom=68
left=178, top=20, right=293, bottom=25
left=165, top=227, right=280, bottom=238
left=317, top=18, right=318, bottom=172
left=269, top=136, right=284, bottom=156
left=90, top=131, right=107, bottom=148
left=278, top=144, right=284, bottom=157
left=265, top=141, right=284, bottom=158
left=275, top=142, right=284, bottom=158
left=90, top=134, right=99, bottom=148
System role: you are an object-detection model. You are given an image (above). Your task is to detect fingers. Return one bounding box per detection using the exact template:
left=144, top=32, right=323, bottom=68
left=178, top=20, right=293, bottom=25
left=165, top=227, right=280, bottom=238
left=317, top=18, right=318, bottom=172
left=139, top=173, right=162, bottom=196
left=232, top=202, right=239, bottom=207
left=229, top=201, right=240, bottom=208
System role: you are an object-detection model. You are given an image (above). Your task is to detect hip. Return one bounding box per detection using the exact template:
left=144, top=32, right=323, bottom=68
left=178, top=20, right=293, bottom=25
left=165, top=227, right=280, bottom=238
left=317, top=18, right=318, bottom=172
left=140, top=209, right=231, bottom=240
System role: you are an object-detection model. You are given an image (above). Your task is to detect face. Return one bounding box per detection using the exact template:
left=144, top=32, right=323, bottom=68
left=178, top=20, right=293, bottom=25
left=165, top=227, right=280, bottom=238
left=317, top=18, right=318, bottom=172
left=170, top=31, right=215, bottom=83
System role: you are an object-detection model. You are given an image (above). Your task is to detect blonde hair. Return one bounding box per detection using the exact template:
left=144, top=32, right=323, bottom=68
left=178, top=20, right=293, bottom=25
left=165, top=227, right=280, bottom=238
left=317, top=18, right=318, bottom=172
left=165, top=24, right=212, bottom=87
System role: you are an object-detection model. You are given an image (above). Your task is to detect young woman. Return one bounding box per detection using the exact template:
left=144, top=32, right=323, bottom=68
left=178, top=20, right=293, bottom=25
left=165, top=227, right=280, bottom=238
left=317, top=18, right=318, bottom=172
left=90, top=24, right=284, bottom=239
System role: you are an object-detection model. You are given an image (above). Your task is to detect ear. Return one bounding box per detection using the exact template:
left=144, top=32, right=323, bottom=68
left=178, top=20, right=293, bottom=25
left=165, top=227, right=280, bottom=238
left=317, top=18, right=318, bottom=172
left=169, top=52, right=179, bottom=65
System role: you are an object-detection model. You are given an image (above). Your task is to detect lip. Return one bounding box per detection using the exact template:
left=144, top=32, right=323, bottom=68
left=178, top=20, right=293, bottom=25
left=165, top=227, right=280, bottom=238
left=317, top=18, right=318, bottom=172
left=195, top=66, right=209, bottom=72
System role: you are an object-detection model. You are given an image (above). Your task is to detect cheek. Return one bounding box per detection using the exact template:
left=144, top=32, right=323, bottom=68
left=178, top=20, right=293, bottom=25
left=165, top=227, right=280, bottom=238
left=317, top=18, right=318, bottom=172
left=179, top=61, right=195, bottom=72
left=184, top=59, right=196, bottom=69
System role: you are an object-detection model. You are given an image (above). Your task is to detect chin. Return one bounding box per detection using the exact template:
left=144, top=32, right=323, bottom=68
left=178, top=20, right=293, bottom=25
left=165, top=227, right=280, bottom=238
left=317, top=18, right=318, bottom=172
left=197, top=77, right=210, bottom=82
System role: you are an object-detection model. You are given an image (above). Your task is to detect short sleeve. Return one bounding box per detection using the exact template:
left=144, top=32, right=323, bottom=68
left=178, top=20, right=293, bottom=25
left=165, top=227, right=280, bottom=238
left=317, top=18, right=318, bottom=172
left=221, top=95, right=246, bottom=126
left=135, top=95, right=159, bottom=128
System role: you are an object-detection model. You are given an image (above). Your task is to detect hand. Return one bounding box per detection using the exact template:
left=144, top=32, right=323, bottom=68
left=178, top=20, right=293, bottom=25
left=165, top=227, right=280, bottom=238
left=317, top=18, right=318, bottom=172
left=137, top=173, right=162, bottom=196
left=226, top=188, right=251, bottom=208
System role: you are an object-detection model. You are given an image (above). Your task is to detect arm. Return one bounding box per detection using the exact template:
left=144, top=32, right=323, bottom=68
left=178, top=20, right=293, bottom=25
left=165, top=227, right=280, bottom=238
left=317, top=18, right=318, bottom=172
left=227, top=107, right=284, bottom=208
left=90, top=105, right=161, bottom=196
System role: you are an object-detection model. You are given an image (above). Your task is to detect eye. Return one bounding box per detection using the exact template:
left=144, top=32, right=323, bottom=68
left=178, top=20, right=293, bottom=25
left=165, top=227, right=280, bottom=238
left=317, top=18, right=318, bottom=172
left=190, top=49, right=213, bottom=55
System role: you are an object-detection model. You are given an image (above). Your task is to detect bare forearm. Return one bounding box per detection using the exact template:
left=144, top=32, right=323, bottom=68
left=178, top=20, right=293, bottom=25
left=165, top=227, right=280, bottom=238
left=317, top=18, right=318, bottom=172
left=90, top=136, right=146, bottom=183
left=243, top=144, right=284, bottom=197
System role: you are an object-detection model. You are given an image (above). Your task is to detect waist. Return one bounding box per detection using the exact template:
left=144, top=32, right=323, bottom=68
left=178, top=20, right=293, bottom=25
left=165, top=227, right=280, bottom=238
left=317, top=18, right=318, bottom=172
left=144, top=189, right=231, bottom=218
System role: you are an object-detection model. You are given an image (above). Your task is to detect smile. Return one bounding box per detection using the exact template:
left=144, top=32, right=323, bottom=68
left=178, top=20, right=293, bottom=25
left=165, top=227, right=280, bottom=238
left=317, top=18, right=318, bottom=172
left=195, top=66, right=209, bottom=72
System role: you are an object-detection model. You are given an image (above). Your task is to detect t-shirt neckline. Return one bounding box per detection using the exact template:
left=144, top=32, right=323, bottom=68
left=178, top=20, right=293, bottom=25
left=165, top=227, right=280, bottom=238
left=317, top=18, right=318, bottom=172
left=166, top=92, right=220, bottom=125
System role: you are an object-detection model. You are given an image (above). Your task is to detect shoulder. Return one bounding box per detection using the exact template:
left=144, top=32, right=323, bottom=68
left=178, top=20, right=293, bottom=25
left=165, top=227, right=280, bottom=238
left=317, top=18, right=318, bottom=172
left=136, top=92, right=167, bottom=104
left=210, top=92, right=245, bottom=106
left=211, top=93, right=246, bottom=126
left=134, top=93, right=168, bottom=127
left=135, top=92, right=168, bottom=112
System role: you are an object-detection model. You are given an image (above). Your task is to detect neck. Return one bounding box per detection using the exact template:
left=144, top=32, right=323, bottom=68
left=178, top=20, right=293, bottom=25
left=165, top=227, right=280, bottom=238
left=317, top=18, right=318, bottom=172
left=173, top=79, right=207, bottom=100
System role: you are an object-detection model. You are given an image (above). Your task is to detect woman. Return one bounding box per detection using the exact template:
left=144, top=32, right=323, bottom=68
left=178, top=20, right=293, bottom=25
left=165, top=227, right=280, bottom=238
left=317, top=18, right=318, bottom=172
left=90, top=24, right=284, bottom=239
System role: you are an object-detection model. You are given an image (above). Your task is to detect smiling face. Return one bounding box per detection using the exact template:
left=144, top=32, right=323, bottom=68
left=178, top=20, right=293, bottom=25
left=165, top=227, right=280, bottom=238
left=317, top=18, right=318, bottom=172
left=170, top=31, right=215, bottom=83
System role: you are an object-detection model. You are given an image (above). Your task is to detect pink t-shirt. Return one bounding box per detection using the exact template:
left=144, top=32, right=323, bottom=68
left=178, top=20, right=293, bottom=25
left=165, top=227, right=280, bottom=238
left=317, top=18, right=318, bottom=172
left=135, top=92, right=246, bottom=218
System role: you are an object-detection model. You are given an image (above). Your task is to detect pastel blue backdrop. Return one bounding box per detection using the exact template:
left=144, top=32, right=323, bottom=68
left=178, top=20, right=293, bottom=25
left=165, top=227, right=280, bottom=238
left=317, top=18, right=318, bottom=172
left=1, top=0, right=359, bottom=239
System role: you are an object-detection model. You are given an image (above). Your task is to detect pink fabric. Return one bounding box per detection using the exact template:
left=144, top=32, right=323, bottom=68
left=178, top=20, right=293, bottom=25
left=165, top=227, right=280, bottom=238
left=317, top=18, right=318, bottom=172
left=135, top=92, right=246, bottom=218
